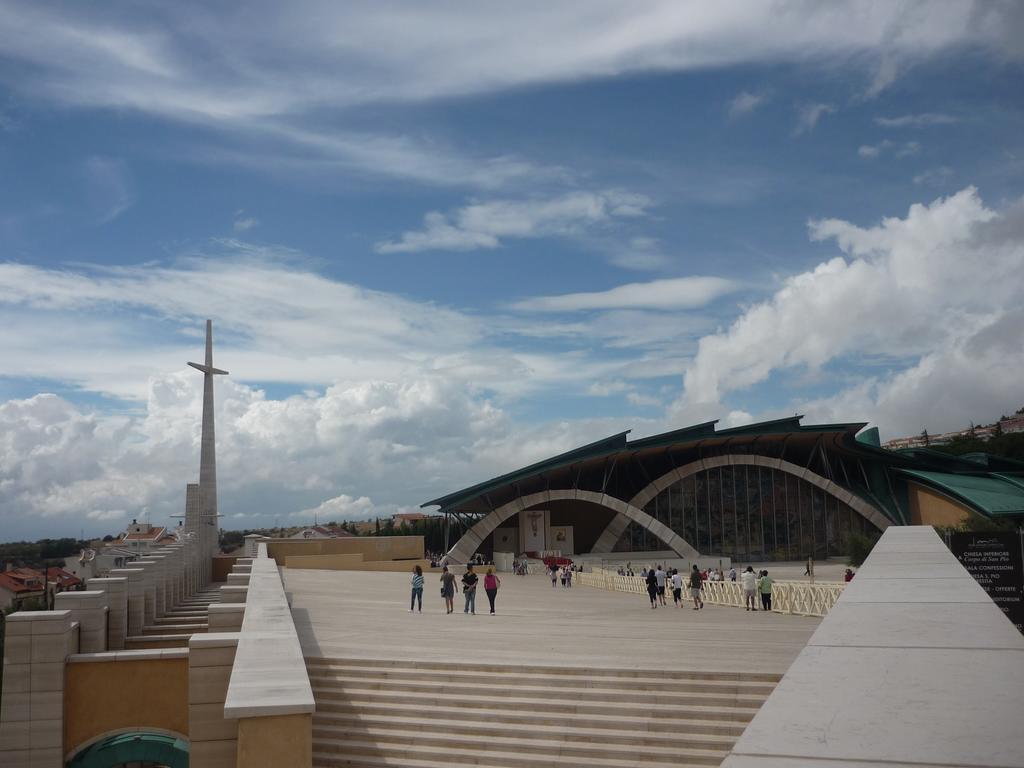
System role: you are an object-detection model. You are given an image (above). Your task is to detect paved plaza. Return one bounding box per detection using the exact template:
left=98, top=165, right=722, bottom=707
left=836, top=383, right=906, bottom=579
left=284, top=569, right=821, bottom=674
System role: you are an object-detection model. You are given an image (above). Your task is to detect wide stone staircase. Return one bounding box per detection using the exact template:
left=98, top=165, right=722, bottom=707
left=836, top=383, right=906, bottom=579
left=306, top=657, right=779, bottom=768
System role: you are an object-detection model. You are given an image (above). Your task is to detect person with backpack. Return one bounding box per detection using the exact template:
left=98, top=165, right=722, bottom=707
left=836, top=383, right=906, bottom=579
left=689, top=564, right=704, bottom=610
left=462, top=564, right=479, bottom=615
left=758, top=569, right=774, bottom=612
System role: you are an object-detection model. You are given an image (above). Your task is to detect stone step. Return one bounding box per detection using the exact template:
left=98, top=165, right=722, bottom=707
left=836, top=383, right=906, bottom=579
left=306, top=663, right=775, bottom=695
left=312, top=755, right=720, bottom=768
left=311, top=686, right=761, bottom=721
left=312, top=737, right=726, bottom=768
left=310, top=677, right=767, bottom=709
left=312, top=712, right=737, bottom=750
left=314, top=699, right=750, bottom=732
left=125, top=633, right=191, bottom=649
left=305, top=656, right=781, bottom=684
left=142, top=623, right=207, bottom=635
left=154, top=615, right=207, bottom=624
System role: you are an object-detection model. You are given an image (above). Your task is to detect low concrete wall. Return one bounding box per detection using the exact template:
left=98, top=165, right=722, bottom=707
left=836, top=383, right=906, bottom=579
left=284, top=554, right=434, bottom=573
left=265, top=535, right=423, bottom=566
left=722, top=526, right=1024, bottom=768
left=64, top=651, right=189, bottom=759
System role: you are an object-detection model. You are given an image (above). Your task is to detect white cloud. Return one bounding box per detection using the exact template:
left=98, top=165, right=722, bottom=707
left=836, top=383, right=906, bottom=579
left=857, top=140, right=920, bottom=159
left=83, top=157, right=134, bottom=223
left=295, top=494, right=376, bottom=520
left=233, top=212, right=259, bottom=232
left=510, top=276, right=739, bottom=312
left=375, top=190, right=650, bottom=254
left=794, top=103, right=837, bottom=135
left=913, top=166, right=954, bottom=186
left=728, top=90, right=768, bottom=118
left=875, top=113, right=959, bottom=128
left=1, top=3, right=1012, bottom=120
left=607, top=237, right=672, bottom=271
left=675, top=188, right=1024, bottom=433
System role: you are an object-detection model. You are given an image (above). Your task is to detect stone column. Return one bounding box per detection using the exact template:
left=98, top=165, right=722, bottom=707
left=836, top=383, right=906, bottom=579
left=85, top=577, right=128, bottom=650
left=54, top=591, right=109, bottom=653
left=108, top=568, right=145, bottom=639
left=0, top=610, right=73, bottom=768
left=146, top=554, right=168, bottom=618
left=131, top=559, right=158, bottom=627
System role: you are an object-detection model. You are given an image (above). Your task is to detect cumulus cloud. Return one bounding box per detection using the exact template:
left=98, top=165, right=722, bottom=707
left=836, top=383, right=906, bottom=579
left=674, top=187, right=1024, bottom=437
left=295, top=494, right=375, bottom=520
left=794, top=103, right=837, bottom=135
left=511, top=276, right=739, bottom=312
left=375, top=190, right=650, bottom=254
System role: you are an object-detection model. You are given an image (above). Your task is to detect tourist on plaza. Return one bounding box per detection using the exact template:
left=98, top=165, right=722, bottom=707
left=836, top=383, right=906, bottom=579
left=758, top=569, right=774, bottom=612
left=565, top=568, right=573, bottom=588
left=549, top=563, right=559, bottom=588
left=670, top=568, right=683, bottom=607
left=655, top=564, right=667, bottom=606
left=440, top=565, right=457, bottom=614
left=741, top=566, right=757, bottom=611
left=645, top=567, right=658, bottom=608
left=728, top=567, right=737, bottom=582
left=844, top=568, right=855, bottom=582
left=484, top=567, right=501, bottom=614
left=462, top=564, right=479, bottom=614
left=689, top=565, right=704, bottom=610
left=410, top=565, right=424, bottom=612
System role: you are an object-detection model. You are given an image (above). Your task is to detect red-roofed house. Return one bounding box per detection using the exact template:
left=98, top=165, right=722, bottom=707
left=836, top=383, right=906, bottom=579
left=46, top=567, right=83, bottom=591
left=0, top=567, right=46, bottom=611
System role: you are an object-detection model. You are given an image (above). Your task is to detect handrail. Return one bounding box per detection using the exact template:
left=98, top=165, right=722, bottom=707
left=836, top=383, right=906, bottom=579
left=574, top=570, right=845, bottom=617
left=223, top=543, right=315, bottom=719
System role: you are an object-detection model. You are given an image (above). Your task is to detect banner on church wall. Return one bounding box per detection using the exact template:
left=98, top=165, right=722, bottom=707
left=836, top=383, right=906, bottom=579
left=520, top=509, right=548, bottom=553
left=549, top=525, right=574, bottom=556
left=494, top=527, right=518, bottom=554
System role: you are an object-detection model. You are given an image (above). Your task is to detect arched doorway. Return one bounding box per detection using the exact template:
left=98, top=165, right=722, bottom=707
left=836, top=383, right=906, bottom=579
left=67, top=732, right=189, bottom=768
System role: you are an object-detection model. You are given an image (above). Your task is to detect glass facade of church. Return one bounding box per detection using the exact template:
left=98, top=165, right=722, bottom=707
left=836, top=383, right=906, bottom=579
left=620, top=464, right=881, bottom=560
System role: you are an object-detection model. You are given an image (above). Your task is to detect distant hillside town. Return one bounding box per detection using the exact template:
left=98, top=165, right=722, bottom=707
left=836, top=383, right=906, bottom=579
left=883, top=408, right=1024, bottom=450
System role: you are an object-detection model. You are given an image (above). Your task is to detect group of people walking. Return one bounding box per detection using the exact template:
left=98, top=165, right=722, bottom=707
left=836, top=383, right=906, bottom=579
left=431, top=564, right=502, bottom=615
left=642, top=564, right=775, bottom=612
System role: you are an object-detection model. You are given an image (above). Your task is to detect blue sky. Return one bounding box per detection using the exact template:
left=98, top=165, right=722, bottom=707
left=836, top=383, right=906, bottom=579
left=1, top=1, right=1023, bottom=540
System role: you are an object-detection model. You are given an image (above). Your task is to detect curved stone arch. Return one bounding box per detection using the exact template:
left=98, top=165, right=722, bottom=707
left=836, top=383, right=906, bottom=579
left=445, top=488, right=701, bottom=563
left=590, top=454, right=892, bottom=554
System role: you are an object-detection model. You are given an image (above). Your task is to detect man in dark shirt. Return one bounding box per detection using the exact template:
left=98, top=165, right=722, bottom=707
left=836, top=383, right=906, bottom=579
left=462, top=564, right=479, bottom=615
left=689, top=565, right=704, bottom=610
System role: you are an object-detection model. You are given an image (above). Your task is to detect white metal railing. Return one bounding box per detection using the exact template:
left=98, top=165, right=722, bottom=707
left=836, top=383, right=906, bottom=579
left=575, top=570, right=845, bottom=617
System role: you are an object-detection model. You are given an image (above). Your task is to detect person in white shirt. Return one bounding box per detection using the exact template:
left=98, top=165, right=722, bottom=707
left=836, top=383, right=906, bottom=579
left=741, top=566, right=758, bottom=611
left=654, top=566, right=668, bottom=606
left=728, top=567, right=737, bottom=582
left=670, top=569, right=683, bottom=607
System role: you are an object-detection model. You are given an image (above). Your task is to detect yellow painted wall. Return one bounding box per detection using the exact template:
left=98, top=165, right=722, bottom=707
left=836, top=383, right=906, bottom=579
left=284, top=555, right=436, bottom=572
left=235, top=713, right=311, bottom=768
left=65, top=657, right=189, bottom=754
left=907, top=483, right=980, bottom=527
left=266, top=535, right=424, bottom=565
left=212, top=555, right=239, bottom=583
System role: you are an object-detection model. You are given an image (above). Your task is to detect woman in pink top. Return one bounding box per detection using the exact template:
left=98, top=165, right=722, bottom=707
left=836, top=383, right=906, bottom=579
left=483, top=568, right=501, bottom=615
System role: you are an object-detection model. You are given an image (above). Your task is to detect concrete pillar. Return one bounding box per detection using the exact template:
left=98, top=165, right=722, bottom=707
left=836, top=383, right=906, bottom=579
left=131, top=559, right=158, bottom=627
left=0, top=610, right=73, bottom=768
left=85, top=577, right=128, bottom=650
left=188, top=633, right=239, bottom=768
left=147, top=554, right=168, bottom=617
left=220, top=585, right=248, bottom=604
left=54, top=591, right=108, bottom=653
left=225, top=573, right=250, bottom=587
left=108, top=568, right=145, bottom=639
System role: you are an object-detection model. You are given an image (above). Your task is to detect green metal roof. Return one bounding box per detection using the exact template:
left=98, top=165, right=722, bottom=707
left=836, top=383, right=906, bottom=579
left=68, top=732, right=189, bottom=767
left=898, top=469, right=1024, bottom=517
left=423, top=416, right=869, bottom=511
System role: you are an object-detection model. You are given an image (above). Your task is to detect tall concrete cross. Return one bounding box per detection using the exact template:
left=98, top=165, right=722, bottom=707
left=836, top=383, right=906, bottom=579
left=188, top=319, right=228, bottom=557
